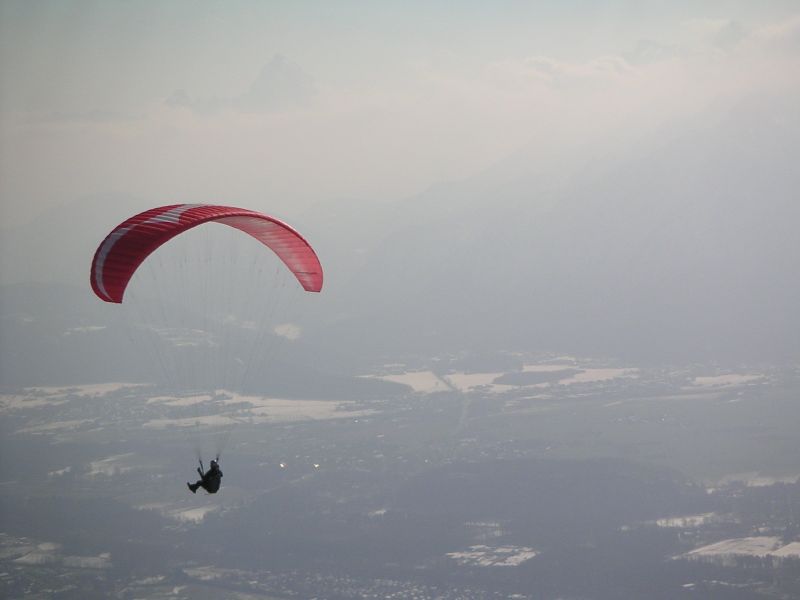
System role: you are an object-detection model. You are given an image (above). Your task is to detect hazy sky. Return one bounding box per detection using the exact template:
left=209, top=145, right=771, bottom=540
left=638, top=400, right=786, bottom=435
left=1, top=1, right=798, bottom=225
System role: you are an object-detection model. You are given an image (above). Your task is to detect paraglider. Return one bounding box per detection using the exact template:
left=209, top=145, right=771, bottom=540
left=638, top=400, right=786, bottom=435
left=90, top=203, right=323, bottom=304
left=90, top=204, right=324, bottom=493
left=188, top=458, right=222, bottom=494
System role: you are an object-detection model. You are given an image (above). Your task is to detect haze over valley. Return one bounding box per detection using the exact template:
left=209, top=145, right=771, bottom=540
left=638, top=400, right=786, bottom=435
left=2, top=2, right=800, bottom=598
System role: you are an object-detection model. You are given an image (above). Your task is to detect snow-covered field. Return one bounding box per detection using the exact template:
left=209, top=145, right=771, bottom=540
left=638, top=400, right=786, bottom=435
left=712, top=472, right=800, bottom=488
left=369, top=363, right=639, bottom=395
left=1, top=383, right=142, bottom=412
left=3, top=539, right=112, bottom=570
left=147, top=394, right=214, bottom=407
left=18, top=419, right=97, bottom=434
left=3, top=384, right=375, bottom=435
left=653, top=513, right=719, bottom=528
left=444, top=372, right=514, bottom=394
left=692, top=374, right=764, bottom=387
left=685, top=536, right=800, bottom=559
left=137, top=503, right=219, bottom=524
left=446, top=545, right=538, bottom=567
left=145, top=395, right=374, bottom=429
left=85, top=453, right=139, bottom=478
left=365, top=371, right=450, bottom=393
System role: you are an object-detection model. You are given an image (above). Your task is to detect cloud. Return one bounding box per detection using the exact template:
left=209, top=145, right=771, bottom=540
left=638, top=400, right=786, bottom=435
left=274, top=323, right=301, bottom=341
left=5, top=13, right=798, bottom=231
left=675, top=14, right=800, bottom=59
left=624, top=39, right=679, bottom=65
left=483, top=53, right=638, bottom=99
left=682, top=18, right=747, bottom=51
left=749, top=14, right=800, bottom=53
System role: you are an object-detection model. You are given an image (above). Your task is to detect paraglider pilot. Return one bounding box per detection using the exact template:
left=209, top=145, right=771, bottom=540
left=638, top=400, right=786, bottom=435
left=188, top=458, right=222, bottom=494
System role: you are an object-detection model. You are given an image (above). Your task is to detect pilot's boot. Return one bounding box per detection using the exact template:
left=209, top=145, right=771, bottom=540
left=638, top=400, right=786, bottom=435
left=187, top=482, right=198, bottom=493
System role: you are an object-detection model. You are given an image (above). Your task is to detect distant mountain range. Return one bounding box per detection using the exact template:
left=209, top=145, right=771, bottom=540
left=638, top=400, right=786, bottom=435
left=0, top=281, right=406, bottom=396
left=306, top=93, right=800, bottom=364
left=2, top=93, right=798, bottom=378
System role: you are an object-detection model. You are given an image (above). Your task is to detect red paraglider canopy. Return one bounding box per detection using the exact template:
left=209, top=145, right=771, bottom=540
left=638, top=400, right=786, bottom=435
left=90, top=204, right=323, bottom=303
